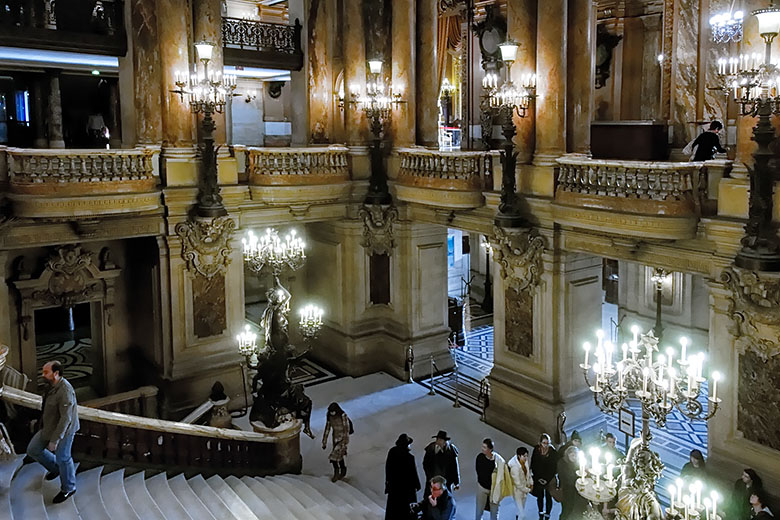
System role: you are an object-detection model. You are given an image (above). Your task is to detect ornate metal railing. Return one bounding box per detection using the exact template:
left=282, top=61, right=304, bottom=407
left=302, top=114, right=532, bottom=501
left=0, top=385, right=300, bottom=477
left=396, top=148, right=492, bottom=191
left=5, top=147, right=157, bottom=188
left=222, top=17, right=301, bottom=54
left=247, top=146, right=349, bottom=185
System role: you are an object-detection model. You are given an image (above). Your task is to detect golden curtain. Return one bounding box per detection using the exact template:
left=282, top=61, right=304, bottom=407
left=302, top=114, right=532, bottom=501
left=436, top=13, right=463, bottom=92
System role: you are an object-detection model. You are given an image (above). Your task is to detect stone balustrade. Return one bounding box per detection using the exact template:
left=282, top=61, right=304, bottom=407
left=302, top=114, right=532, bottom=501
left=247, top=146, right=350, bottom=185
left=396, top=147, right=491, bottom=191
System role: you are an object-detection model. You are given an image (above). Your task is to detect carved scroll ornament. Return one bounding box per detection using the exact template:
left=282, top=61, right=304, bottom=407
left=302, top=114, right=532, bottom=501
left=358, top=204, right=399, bottom=255
left=175, top=216, right=236, bottom=279
left=33, top=245, right=102, bottom=308
left=720, top=267, right=780, bottom=360
left=489, top=226, right=545, bottom=294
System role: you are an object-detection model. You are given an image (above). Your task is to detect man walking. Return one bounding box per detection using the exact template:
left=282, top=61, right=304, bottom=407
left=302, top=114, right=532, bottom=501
left=423, top=430, right=460, bottom=495
left=27, top=361, right=79, bottom=503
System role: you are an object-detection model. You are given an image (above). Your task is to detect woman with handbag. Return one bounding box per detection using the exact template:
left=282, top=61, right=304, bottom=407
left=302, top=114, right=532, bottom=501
left=530, top=433, right=557, bottom=520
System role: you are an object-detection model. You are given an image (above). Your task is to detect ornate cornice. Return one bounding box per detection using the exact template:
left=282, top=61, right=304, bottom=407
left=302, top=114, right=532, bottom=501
left=721, top=267, right=780, bottom=360
left=489, top=226, right=546, bottom=294
left=358, top=204, right=399, bottom=255
left=175, top=216, right=236, bottom=279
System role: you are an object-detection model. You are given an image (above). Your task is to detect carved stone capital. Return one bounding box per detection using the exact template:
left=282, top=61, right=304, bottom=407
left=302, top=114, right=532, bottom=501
left=358, top=204, right=399, bottom=255
left=720, top=267, right=780, bottom=360
left=175, top=216, right=236, bottom=279
left=489, top=226, right=545, bottom=294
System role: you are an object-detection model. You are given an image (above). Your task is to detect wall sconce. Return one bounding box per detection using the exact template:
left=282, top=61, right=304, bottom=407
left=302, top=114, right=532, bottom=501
left=245, top=90, right=257, bottom=103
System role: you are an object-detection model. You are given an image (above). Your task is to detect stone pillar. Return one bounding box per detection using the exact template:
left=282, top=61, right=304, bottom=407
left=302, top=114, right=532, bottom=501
left=47, top=70, right=65, bottom=149
left=640, top=14, right=663, bottom=121
left=193, top=0, right=226, bottom=145
left=290, top=0, right=309, bottom=146
left=415, top=0, right=438, bottom=148
left=158, top=0, right=194, bottom=147
left=344, top=0, right=367, bottom=146
left=32, top=77, right=48, bottom=148
left=391, top=0, right=416, bottom=146
left=533, top=0, right=566, bottom=166
left=508, top=0, right=537, bottom=163
left=129, top=0, right=162, bottom=144
left=566, top=0, right=594, bottom=154
left=308, top=0, right=337, bottom=143
left=108, top=80, right=122, bottom=149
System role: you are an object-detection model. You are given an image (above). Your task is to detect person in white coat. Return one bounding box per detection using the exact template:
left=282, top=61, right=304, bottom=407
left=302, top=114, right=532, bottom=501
left=508, top=447, right=534, bottom=520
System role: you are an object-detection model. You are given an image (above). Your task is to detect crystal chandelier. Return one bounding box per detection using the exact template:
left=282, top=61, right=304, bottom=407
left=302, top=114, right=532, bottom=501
left=576, top=447, right=618, bottom=504
left=668, top=479, right=723, bottom=520
left=242, top=228, right=306, bottom=276
left=710, top=9, right=744, bottom=43
left=299, top=304, right=324, bottom=339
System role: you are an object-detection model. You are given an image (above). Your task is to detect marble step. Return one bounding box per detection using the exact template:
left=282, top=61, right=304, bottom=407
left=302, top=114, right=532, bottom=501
left=10, top=462, right=48, bottom=520
left=145, top=472, right=192, bottom=520
left=222, top=476, right=274, bottom=520
left=271, top=475, right=362, bottom=520
left=186, top=474, right=240, bottom=520
left=99, top=469, right=139, bottom=520
left=123, top=472, right=165, bottom=520
left=205, top=474, right=258, bottom=520
left=42, top=462, right=80, bottom=520
left=0, top=457, right=24, bottom=520
left=297, top=474, right=380, bottom=516
left=256, top=477, right=319, bottom=520
left=239, top=476, right=297, bottom=520
left=167, top=474, right=216, bottom=520
left=73, top=467, right=110, bottom=520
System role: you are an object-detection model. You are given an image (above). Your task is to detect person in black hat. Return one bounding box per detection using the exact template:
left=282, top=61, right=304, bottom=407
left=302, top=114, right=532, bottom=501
left=385, top=433, right=421, bottom=520
left=556, top=430, right=582, bottom=464
left=423, top=430, right=460, bottom=496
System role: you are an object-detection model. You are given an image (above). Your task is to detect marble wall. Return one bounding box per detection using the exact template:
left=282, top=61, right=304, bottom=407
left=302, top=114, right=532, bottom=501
left=308, top=0, right=335, bottom=143
left=738, top=350, right=780, bottom=451
left=672, top=0, right=700, bottom=146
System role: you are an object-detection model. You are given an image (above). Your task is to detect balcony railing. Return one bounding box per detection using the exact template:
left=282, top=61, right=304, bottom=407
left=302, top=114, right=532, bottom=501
left=396, top=148, right=492, bottom=191
left=222, top=17, right=303, bottom=70
left=247, top=146, right=349, bottom=185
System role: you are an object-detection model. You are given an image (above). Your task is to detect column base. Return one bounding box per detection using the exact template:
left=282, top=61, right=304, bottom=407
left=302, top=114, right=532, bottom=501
left=161, top=146, right=198, bottom=186
left=48, top=139, right=65, bottom=149
left=532, top=151, right=563, bottom=167
left=735, top=246, right=780, bottom=272
left=494, top=211, right=529, bottom=228
left=33, top=138, right=49, bottom=148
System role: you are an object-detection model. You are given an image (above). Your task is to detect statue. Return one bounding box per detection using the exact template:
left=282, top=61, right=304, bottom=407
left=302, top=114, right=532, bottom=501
left=615, top=436, right=664, bottom=520
left=248, top=281, right=315, bottom=438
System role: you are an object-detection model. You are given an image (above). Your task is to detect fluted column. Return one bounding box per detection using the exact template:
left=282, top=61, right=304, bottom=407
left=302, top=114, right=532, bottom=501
left=508, top=0, right=537, bottom=163
left=344, top=0, right=367, bottom=146
left=158, top=0, right=194, bottom=147
left=130, top=0, right=163, bottom=144
left=566, top=0, right=594, bottom=154
left=47, top=70, right=65, bottom=148
left=32, top=77, right=47, bottom=148
left=533, top=0, right=567, bottom=166
left=193, top=0, right=225, bottom=144
left=391, top=0, right=416, bottom=146
left=415, top=0, right=438, bottom=147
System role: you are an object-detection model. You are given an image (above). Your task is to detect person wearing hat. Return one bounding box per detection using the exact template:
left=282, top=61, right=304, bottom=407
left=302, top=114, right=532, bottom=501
left=385, top=433, right=421, bottom=520
left=423, top=430, right=461, bottom=496
left=556, top=430, right=582, bottom=464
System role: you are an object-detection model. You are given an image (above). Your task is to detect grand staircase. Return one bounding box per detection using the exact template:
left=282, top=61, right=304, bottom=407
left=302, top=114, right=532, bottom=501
left=0, top=455, right=385, bottom=519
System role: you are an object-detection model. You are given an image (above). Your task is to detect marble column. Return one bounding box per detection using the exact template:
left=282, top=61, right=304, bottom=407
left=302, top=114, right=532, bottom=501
left=533, top=0, right=567, bottom=166
left=158, top=0, right=194, bottom=147
left=391, top=0, right=416, bottom=146
left=128, top=0, right=162, bottom=145
left=193, top=0, right=226, bottom=145
left=47, top=70, right=65, bottom=149
left=508, top=0, right=536, bottom=163
left=344, top=0, right=367, bottom=146
left=640, top=14, right=663, bottom=121
left=108, top=80, right=122, bottom=149
left=290, top=0, right=309, bottom=145
left=308, top=0, right=336, bottom=143
left=415, top=0, right=438, bottom=148
left=566, top=0, right=594, bottom=154
left=32, top=77, right=47, bottom=148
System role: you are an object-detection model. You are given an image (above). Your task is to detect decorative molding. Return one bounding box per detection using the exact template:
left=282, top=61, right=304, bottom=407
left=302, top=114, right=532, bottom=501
left=175, top=216, right=236, bottom=280
left=489, top=226, right=545, bottom=294
left=358, top=204, right=399, bottom=255
left=721, top=267, right=780, bottom=360
left=32, top=245, right=102, bottom=308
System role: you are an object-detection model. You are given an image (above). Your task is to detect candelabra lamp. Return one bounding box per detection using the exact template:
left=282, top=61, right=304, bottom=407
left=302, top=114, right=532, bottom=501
left=714, top=3, right=780, bottom=271
left=479, top=236, right=493, bottom=312
left=666, top=479, right=723, bottom=520
left=576, top=447, right=619, bottom=505
left=349, top=58, right=406, bottom=205
left=650, top=268, right=672, bottom=343
left=482, top=39, right=536, bottom=228
left=171, top=41, right=237, bottom=218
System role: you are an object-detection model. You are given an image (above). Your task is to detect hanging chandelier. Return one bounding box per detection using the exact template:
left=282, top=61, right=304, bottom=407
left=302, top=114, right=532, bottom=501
left=710, top=9, right=744, bottom=43
left=242, top=228, right=306, bottom=276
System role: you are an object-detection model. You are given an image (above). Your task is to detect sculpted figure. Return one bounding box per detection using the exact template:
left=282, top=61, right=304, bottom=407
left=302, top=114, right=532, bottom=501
left=615, top=436, right=663, bottom=520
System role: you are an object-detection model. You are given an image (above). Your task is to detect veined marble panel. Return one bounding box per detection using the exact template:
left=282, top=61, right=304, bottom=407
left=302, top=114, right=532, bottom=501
left=672, top=0, right=699, bottom=146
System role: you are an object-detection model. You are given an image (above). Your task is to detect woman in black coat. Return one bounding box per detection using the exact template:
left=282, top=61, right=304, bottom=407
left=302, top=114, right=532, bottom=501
left=557, top=446, right=588, bottom=520
left=385, top=433, right=421, bottom=520
left=530, top=433, right=558, bottom=519
left=729, top=469, right=764, bottom=520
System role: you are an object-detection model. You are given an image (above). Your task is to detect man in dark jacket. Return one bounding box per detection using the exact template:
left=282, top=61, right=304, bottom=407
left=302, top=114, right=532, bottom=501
left=385, top=433, right=421, bottom=520
left=691, top=120, right=727, bottom=161
left=420, top=476, right=456, bottom=520
left=423, top=430, right=460, bottom=495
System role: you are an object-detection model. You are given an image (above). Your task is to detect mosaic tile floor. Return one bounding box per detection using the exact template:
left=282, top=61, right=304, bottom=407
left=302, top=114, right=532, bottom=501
left=36, top=337, right=93, bottom=387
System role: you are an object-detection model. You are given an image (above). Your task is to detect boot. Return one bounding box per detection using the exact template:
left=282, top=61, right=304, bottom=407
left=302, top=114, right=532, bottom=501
left=331, top=461, right=340, bottom=482
left=338, top=461, right=347, bottom=479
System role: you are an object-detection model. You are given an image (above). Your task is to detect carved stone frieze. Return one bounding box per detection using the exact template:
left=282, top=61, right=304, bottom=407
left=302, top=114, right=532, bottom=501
left=175, top=216, right=236, bottom=279
left=32, top=245, right=102, bottom=308
left=489, top=226, right=546, bottom=294
left=720, top=267, right=780, bottom=360
left=358, top=204, right=399, bottom=255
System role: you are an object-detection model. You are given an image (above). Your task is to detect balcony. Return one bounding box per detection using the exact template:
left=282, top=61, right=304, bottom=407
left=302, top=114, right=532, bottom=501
left=553, top=155, right=723, bottom=240
left=2, top=147, right=161, bottom=218
left=393, top=148, right=492, bottom=209
left=245, top=146, right=351, bottom=205
left=222, top=17, right=303, bottom=70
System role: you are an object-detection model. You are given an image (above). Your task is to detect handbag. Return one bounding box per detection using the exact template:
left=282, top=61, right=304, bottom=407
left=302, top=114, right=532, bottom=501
left=530, top=480, right=544, bottom=498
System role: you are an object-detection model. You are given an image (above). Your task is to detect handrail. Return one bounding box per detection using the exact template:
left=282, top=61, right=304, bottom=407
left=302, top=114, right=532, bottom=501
left=222, top=17, right=300, bottom=54
left=247, top=145, right=349, bottom=184
left=396, top=147, right=491, bottom=191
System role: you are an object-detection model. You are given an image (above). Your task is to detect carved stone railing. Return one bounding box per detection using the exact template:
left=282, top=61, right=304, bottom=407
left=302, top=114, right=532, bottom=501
left=82, top=385, right=159, bottom=418
left=555, top=156, right=704, bottom=216
left=396, top=148, right=492, bottom=191
left=0, top=385, right=301, bottom=477
left=247, top=146, right=349, bottom=185
left=4, top=147, right=158, bottom=196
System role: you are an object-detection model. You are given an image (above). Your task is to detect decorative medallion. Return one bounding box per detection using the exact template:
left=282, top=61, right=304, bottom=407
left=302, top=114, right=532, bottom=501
left=32, top=245, right=102, bottom=308
left=489, top=226, right=545, bottom=294
left=720, top=267, right=780, bottom=360
left=175, top=216, right=236, bottom=279
left=358, top=204, right=399, bottom=255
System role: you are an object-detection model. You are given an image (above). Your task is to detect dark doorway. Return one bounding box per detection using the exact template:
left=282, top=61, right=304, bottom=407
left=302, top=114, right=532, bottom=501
left=34, top=303, right=93, bottom=389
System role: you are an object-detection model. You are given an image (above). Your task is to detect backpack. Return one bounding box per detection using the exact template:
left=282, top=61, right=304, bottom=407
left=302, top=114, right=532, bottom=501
left=348, top=418, right=354, bottom=435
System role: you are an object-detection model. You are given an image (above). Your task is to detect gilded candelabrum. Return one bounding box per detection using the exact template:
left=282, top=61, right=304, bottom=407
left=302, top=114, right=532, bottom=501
left=576, top=447, right=619, bottom=504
